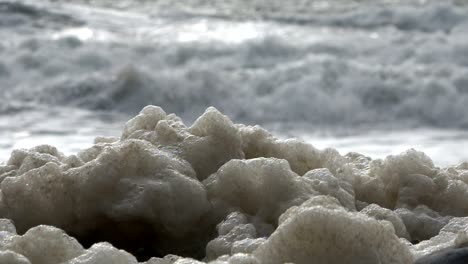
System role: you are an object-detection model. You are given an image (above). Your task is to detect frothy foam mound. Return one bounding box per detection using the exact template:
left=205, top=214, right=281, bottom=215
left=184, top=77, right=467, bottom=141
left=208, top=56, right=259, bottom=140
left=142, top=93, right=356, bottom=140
left=1, top=106, right=468, bottom=263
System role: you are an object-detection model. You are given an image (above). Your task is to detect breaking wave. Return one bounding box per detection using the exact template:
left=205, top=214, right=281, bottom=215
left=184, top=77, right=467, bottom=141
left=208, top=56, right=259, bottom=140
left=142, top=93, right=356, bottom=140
left=2, top=1, right=468, bottom=130
left=0, top=1, right=81, bottom=29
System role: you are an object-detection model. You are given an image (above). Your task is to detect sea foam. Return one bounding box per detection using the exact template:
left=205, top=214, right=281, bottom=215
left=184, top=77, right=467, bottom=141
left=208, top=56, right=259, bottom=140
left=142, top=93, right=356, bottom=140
left=1, top=106, right=468, bottom=263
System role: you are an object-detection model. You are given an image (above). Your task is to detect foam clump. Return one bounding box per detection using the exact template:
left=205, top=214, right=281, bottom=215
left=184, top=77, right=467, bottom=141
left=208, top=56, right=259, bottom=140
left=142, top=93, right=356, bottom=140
left=396, top=206, right=451, bottom=243
left=122, top=106, right=244, bottom=180
left=0, top=250, right=31, bottom=264
left=204, top=158, right=317, bottom=224
left=205, top=212, right=265, bottom=260
left=0, top=224, right=84, bottom=264
left=410, top=217, right=468, bottom=259
left=254, top=196, right=413, bottom=264
left=62, top=242, right=138, bottom=264
left=2, top=106, right=468, bottom=263
left=361, top=204, right=410, bottom=239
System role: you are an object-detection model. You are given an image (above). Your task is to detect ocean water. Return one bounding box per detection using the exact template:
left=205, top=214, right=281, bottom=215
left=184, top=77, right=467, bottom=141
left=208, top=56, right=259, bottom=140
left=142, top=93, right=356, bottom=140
left=3, top=1, right=468, bottom=263
left=2, top=0, right=468, bottom=166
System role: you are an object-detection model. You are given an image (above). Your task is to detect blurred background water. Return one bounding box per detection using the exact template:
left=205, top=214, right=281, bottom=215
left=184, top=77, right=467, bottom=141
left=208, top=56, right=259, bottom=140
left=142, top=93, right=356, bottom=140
left=1, top=0, right=468, bottom=165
